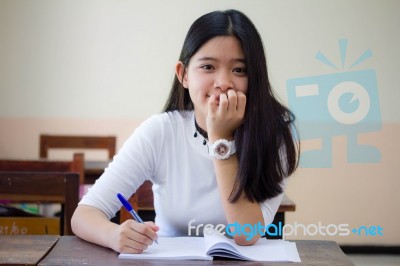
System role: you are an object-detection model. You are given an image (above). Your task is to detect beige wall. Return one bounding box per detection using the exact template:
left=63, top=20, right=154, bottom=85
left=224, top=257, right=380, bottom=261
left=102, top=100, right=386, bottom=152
left=1, top=0, right=399, bottom=245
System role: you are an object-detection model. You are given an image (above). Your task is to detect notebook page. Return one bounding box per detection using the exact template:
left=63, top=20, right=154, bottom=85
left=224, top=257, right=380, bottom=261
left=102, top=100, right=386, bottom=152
left=119, top=237, right=212, bottom=260
left=204, top=232, right=301, bottom=262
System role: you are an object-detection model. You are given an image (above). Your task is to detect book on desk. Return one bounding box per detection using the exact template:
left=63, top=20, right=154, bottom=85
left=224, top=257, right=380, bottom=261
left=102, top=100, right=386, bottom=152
left=119, top=231, right=301, bottom=262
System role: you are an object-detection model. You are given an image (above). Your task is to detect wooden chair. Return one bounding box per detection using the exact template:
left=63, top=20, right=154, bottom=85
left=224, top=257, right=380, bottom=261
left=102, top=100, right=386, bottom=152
left=39, top=134, right=122, bottom=217
left=38, top=135, right=138, bottom=223
left=0, top=171, right=79, bottom=235
left=39, top=135, right=116, bottom=160
left=0, top=153, right=85, bottom=185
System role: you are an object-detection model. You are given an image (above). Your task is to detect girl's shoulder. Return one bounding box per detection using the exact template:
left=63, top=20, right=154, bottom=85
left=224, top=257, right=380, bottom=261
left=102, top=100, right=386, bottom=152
left=146, top=110, right=193, bottom=126
left=159, top=110, right=193, bottom=122
left=138, top=110, right=194, bottom=133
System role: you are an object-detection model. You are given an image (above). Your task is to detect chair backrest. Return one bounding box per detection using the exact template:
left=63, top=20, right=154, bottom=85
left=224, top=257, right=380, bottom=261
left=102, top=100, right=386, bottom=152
left=39, top=135, right=116, bottom=160
left=0, top=171, right=79, bottom=235
left=0, top=153, right=85, bottom=184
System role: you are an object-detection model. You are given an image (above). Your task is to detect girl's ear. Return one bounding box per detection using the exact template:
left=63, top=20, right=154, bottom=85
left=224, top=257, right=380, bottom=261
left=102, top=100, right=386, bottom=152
left=175, top=61, right=188, bottom=88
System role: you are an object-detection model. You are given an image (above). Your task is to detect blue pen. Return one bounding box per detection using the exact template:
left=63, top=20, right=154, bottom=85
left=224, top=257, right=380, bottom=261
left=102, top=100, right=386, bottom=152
left=117, top=193, right=158, bottom=244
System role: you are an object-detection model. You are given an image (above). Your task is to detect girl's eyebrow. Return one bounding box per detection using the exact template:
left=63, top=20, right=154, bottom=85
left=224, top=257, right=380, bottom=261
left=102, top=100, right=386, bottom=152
left=196, top=56, right=246, bottom=64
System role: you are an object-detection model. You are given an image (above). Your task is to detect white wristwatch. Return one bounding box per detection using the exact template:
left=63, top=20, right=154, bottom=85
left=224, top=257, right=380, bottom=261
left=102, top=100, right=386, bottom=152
left=209, top=139, right=236, bottom=160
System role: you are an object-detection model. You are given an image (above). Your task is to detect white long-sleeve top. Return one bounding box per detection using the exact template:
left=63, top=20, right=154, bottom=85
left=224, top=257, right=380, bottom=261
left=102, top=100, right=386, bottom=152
left=79, top=110, right=286, bottom=237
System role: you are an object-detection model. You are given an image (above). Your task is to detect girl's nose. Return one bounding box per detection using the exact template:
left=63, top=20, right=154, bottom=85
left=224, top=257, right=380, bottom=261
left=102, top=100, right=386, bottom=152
left=214, top=72, right=233, bottom=91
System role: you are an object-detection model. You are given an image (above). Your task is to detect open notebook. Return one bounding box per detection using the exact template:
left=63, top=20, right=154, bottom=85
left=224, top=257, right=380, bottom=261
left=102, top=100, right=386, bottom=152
left=119, top=232, right=301, bottom=262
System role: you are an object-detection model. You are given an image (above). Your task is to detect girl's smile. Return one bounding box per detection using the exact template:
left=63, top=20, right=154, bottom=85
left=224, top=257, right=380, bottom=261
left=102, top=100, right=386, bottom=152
left=176, top=36, right=248, bottom=129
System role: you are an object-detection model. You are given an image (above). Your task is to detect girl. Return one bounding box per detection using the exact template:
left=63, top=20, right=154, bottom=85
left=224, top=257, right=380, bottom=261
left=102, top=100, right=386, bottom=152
left=71, top=9, right=299, bottom=254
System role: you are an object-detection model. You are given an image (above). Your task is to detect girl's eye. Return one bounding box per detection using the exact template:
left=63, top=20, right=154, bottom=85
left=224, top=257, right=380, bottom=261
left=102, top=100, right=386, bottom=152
left=200, top=64, right=214, bottom=70
left=233, top=67, right=247, bottom=74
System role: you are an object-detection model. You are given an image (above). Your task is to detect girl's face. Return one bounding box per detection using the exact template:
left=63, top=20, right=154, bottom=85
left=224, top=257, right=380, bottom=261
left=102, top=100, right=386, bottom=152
left=176, top=36, right=248, bottom=129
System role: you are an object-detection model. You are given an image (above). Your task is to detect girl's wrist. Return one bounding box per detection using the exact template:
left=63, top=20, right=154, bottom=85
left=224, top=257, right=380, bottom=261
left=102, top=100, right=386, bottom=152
left=208, top=134, right=235, bottom=143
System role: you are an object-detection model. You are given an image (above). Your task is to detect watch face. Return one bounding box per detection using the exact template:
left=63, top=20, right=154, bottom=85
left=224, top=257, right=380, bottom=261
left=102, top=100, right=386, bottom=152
left=210, top=139, right=236, bottom=160
left=215, top=142, right=229, bottom=157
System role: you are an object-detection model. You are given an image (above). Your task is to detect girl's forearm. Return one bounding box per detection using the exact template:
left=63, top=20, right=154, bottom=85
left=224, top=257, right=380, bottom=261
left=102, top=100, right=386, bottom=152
left=71, top=205, right=119, bottom=250
left=212, top=155, right=263, bottom=245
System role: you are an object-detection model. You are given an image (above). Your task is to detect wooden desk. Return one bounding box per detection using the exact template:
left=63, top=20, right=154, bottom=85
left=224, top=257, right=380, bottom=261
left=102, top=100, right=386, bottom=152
left=37, top=236, right=354, bottom=265
left=0, top=235, right=59, bottom=265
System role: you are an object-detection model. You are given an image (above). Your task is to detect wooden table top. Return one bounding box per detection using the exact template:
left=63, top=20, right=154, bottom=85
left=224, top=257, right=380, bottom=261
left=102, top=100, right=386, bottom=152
left=35, top=236, right=354, bottom=266
left=0, top=235, right=59, bottom=265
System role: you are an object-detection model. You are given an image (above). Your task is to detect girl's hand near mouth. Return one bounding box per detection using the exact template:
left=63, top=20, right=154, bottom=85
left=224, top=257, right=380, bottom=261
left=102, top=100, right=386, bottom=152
left=206, top=89, right=247, bottom=142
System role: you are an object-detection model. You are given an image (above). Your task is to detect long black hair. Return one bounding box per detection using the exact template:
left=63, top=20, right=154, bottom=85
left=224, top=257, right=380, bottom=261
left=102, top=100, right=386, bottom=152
left=163, top=9, right=299, bottom=203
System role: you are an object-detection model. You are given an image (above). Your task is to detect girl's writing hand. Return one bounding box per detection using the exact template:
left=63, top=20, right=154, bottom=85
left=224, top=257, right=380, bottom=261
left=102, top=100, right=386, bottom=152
left=207, top=90, right=246, bottom=142
left=109, top=220, right=159, bottom=254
